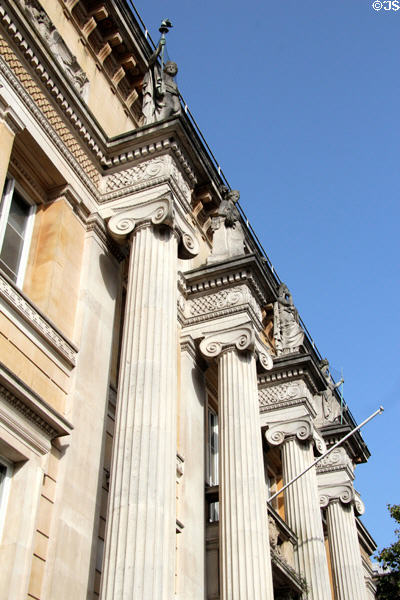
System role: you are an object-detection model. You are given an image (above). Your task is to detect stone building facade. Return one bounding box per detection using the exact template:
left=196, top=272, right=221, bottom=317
left=0, top=1, right=376, bottom=599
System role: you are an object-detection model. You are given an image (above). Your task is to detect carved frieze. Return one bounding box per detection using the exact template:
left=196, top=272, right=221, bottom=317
left=103, top=157, right=167, bottom=192
left=316, top=447, right=353, bottom=474
left=259, top=381, right=302, bottom=407
left=186, top=284, right=261, bottom=325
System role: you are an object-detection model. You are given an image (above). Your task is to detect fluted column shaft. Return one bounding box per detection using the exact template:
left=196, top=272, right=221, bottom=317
left=327, top=500, right=367, bottom=600
left=101, top=224, right=177, bottom=599
left=281, top=437, right=331, bottom=600
left=219, top=348, right=274, bottom=600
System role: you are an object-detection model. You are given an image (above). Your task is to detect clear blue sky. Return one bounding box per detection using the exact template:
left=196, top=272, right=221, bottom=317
left=131, top=0, right=400, bottom=553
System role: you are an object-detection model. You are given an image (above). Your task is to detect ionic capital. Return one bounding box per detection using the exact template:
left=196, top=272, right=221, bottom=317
left=319, top=483, right=355, bottom=508
left=265, top=416, right=326, bottom=454
left=107, top=195, right=199, bottom=258
left=199, top=323, right=273, bottom=371
left=265, top=416, right=313, bottom=446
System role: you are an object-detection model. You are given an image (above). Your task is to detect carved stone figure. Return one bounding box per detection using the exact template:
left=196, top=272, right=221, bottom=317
left=142, top=43, right=181, bottom=124
left=207, top=187, right=245, bottom=264
left=268, top=515, right=280, bottom=552
left=315, top=359, right=344, bottom=424
left=17, top=0, right=89, bottom=98
left=274, top=283, right=304, bottom=354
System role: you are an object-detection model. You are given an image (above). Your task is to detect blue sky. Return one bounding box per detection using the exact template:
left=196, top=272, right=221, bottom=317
left=131, top=0, right=400, bottom=552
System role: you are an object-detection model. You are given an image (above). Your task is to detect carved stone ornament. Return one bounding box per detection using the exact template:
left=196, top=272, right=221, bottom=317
left=16, top=0, right=89, bottom=99
left=319, top=483, right=354, bottom=508
left=265, top=417, right=313, bottom=447
left=199, top=324, right=273, bottom=371
left=265, top=416, right=325, bottom=454
left=274, top=283, right=304, bottom=355
left=107, top=196, right=199, bottom=259
left=354, top=491, right=365, bottom=516
left=207, top=188, right=245, bottom=264
left=316, top=447, right=352, bottom=473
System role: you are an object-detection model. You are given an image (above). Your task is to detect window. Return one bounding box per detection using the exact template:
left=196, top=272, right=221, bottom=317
left=0, top=457, right=12, bottom=541
left=0, top=176, right=35, bottom=286
left=207, top=408, right=219, bottom=487
left=206, top=403, right=219, bottom=522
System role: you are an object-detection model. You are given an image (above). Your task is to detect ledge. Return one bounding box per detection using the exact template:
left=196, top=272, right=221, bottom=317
left=0, top=272, right=78, bottom=367
left=0, top=361, right=73, bottom=440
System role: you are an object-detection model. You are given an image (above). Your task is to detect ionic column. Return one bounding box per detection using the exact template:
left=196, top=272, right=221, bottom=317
left=318, top=463, right=367, bottom=600
left=101, top=196, right=198, bottom=600
left=326, top=500, right=367, bottom=600
left=266, top=421, right=332, bottom=600
left=200, top=325, right=274, bottom=600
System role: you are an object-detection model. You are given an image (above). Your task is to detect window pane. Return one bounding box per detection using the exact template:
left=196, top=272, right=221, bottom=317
left=0, top=223, right=24, bottom=282
left=8, top=190, right=30, bottom=235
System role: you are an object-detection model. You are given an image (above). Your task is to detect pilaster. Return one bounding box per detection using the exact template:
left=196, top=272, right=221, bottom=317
left=0, top=92, right=24, bottom=193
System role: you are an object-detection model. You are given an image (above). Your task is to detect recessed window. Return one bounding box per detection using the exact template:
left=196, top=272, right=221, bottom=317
left=0, top=457, right=12, bottom=541
left=0, top=176, right=35, bottom=286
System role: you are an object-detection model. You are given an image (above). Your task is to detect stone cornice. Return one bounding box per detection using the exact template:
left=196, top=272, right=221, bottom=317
left=258, top=353, right=327, bottom=395
left=184, top=254, right=273, bottom=308
left=107, top=194, right=199, bottom=259
left=320, top=422, right=370, bottom=464
left=0, top=362, right=73, bottom=442
left=199, top=322, right=273, bottom=371
left=356, top=517, right=377, bottom=554
left=0, top=272, right=77, bottom=366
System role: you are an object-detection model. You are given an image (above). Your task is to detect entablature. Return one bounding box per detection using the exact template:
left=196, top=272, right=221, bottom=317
left=320, top=422, right=370, bottom=464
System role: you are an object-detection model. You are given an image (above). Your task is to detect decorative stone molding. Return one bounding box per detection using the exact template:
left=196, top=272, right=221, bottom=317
left=0, top=363, right=73, bottom=456
left=101, top=154, right=194, bottom=210
left=105, top=141, right=197, bottom=185
left=199, top=323, right=273, bottom=371
left=258, top=367, right=319, bottom=395
left=354, top=490, right=365, bottom=516
left=0, top=8, right=105, bottom=168
left=316, top=447, right=353, bottom=474
left=107, top=195, right=199, bottom=259
left=103, top=157, right=168, bottom=193
left=186, top=268, right=266, bottom=309
left=319, top=483, right=354, bottom=507
left=185, top=284, right=261, bottom=326
left=0, top=49, right=99, bottom=193
left=15, top=0, right=89, bottom=98
left=266, top=417, right=313, bottom=446
left=258, top=380, right=316, bottom=416
left=0, top=91, right=24, bottom=133
left=0, top=273, right=77, bottom=366
left=265, top=415, right=326, bottom=454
